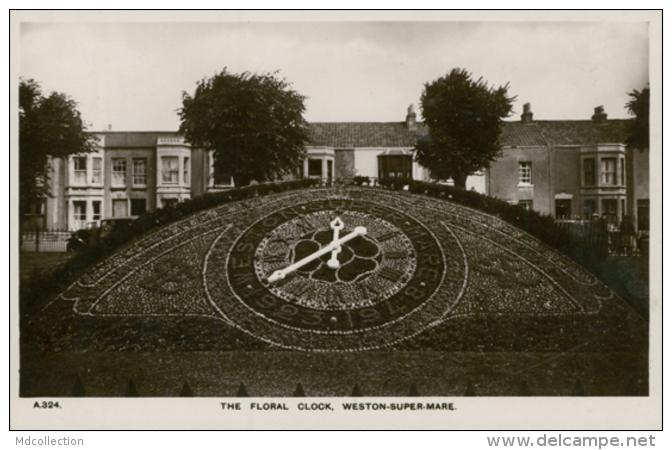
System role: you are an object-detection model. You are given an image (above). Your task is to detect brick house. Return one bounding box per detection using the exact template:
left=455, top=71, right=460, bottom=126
left=490, top=104, right=648, bottom=229
left=25, top=105, right=649, bottom=233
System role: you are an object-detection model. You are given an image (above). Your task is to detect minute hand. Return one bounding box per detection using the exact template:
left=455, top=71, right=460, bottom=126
left=267, top=226, right=367, bottom=283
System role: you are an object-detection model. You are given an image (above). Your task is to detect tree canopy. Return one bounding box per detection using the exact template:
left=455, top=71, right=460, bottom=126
left=414, top=68, right=515, bottom=189
left=625, top=86, right=649, bottom=151
left=19, top=79, right=98, bottom=218
left=178, top=68, right=311, bottom=186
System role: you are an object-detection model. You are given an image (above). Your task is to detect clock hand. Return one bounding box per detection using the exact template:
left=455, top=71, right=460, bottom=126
left=327, top=217, right=344, bottom=269
left=268, top=226, right=367, bottom=283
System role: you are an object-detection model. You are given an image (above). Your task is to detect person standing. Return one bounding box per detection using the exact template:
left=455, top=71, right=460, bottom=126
left=619, top=215, right=637, bottom=256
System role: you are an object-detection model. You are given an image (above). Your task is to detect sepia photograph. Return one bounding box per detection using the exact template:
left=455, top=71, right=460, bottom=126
left=10, top=10, right=661, bottom=431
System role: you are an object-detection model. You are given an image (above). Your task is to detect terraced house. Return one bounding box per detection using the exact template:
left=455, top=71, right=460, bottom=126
left=26, top=104, right=649, bottom=233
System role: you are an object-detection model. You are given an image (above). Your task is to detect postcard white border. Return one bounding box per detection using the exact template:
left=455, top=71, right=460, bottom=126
left=8, top=9, right=663, bottom=431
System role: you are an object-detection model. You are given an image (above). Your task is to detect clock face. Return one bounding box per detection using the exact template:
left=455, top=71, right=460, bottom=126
left=204, top=189, right=467, bottom=350
left=228, top=202, right=441, bottom=331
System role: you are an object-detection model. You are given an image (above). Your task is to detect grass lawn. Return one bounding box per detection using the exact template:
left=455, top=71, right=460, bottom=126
left=598, top=256, right=650, bottom=319
left=20, top=350, right=647, bottom=397
left=19, top=252, right=76, bottom=284
left=20, top=297, right=648, bottom=397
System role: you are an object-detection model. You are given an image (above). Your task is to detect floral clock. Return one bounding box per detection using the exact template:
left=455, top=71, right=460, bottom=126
left=61, top=187, right=613, bottom=352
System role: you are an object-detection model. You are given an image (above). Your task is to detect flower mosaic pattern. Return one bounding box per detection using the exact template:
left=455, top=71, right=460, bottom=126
left=52, top=186, right=628, bottom=352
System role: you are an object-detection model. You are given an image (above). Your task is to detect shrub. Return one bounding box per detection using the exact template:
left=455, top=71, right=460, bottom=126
left=353, top=175, right=370, bottom=186
left=379, top=177, right=412, bottom=190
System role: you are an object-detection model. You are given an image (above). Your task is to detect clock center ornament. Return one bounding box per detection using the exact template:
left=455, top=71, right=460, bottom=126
left=256, top=211, right=418, bottom=311
left=266, top=216, right=368, bottom=282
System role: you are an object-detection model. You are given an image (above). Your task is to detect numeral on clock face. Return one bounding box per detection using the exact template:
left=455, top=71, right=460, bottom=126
left=264, top=252, right=287, bottom=263
left=295, top=216, right=320, bottom=234
left=377, top=266, right=404, bottom=282
left=273, top=272, right=295, bottom=288
left=376, top=231, right=398, bottom=242
left=384, top=250, right=410, bottom=259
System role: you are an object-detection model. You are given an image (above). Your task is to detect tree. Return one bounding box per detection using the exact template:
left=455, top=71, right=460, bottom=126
left=19, top=79, right=98, bottom=221
left=414, top=68, right=515, bottom=189
left=178, top=68, right=311, bottom=186
left=625, top=86, right=649, bottom=151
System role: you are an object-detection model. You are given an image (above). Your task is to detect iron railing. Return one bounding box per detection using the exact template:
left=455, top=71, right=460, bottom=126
left=20, top=228, right=72, bottom=252
left=554, top=216, right=647, bottom=256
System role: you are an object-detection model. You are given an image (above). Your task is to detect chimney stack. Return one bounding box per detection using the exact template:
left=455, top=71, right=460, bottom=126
left=406, top=104, right=417, bottom=131
left=521, top=103, right=534, bottom=124
left=591, top=106, right=608, bottom=124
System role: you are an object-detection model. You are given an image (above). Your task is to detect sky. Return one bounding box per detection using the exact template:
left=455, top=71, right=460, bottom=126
left=18, top=14, right=650, bottom=132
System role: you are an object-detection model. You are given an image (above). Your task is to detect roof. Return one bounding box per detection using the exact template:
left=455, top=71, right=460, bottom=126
left=500, top=120, right=632, bottom=147
left=306, top=119, right=632, bottom=148
left=94, top=119, right=632, bottom=149
left=307, top=122, right=427, bottom=148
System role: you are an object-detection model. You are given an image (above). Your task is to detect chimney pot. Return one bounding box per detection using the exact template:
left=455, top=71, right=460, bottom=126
left=406, top=104, right=417, bottom=131
left=591, top=105, right=608, bottom=124
left=521, top=102, right=534, bottom=124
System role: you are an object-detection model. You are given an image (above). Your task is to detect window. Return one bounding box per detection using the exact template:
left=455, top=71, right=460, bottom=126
left=602, top=199, right=617, bottom=217
left=387, top=157, right=404, bottom=177
left=130, top=198, right=146, bottom=216
left=35, top=200, right=46, bottom=216
left=113, top=199, right=128, bottom=217
left=637, top=199, right=649, bottom=231
left=518, top=162, right=532, bottom=185
left=92, top=157, right=102, bottom=184
left=133, top=159, right=147, bottom=186
left=92, top=201, right=101, bottom=221
left=600, top=158, right=616, bottom=185
left=112, top=158, right=127, bottom=186
left=378, top=154, right=412, bottom=179
left=583, top=158, right=596, bottom=186
left=183, top=157, right=190, bottom=185
left=74, top=157, right=87, bottom=184
left=620, top=158, right=626, bottom=186
left=162, top=157, right=179, bottom=183
left=518, top=200, right=533, bottom=211
left=162, top=198, right=178, bottom=208
left=308, top=159, right=322, bottom=177
left=73, top=201, right=87, bottom=228
left=555, top=199, right=571, bottom=218
left=584, top=199, right=596, bottom=219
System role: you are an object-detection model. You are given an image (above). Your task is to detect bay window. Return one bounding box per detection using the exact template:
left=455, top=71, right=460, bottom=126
left=162, top=157, right=179, bottom=184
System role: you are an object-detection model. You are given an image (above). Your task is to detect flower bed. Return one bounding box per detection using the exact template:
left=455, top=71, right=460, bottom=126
left=21, top=186, right=641, bottom=354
